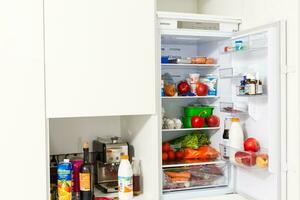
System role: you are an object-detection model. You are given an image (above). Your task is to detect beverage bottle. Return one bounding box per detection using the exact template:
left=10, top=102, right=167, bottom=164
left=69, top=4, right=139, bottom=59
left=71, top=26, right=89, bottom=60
left=222, top=118, right=231, bottom=159
left=228, top=118, right=244, bottom=162
left=118, top=155, right=133, bottom=200
left=132, top=158, right=141, bottom=196
left=79, top=142, right=93, bottom=200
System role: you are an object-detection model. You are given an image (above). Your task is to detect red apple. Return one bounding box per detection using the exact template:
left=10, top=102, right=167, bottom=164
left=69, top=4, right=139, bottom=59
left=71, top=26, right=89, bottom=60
left=244, top=138, right=260, bottom=152
left=162, top=142, right=171, bottom=152
left=177, top=81, right=190, bottom=95
left=235, top=151, right=256, bottom=166
left=196, top=82, right=208, bottom=96
left=191, top=116, right=205, bottom=128
left=168, top=150, right=175, bottom=160
left=206, top=115, right=220, bottom=127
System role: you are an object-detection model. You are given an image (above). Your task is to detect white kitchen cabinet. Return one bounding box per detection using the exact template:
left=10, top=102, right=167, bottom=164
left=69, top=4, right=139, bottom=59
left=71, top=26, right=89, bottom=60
left=44, top=0, right=157, bottom=118
left=0, top=1, right=47, bottom=200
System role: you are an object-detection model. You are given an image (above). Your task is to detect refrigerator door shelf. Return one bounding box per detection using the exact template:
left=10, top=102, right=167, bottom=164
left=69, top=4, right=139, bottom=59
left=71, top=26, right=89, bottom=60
left=219, top=144, right=269, bottom=171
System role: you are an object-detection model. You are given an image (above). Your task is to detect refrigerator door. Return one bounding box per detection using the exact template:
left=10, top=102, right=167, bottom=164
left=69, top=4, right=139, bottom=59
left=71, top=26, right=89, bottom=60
left=227, top=22, right=286, bottom=200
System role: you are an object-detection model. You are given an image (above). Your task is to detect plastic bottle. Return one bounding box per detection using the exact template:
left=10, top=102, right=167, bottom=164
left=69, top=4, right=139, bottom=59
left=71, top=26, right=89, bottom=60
left=118, top=155, right=133, bottom=200
left=132, top=158, right=141, bottom=196
left=228, top=118, right=244, bottom=162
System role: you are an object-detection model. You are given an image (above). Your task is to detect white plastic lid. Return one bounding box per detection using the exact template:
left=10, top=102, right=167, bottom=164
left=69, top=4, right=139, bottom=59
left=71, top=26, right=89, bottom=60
left=64, top=159, right=70, bottom=163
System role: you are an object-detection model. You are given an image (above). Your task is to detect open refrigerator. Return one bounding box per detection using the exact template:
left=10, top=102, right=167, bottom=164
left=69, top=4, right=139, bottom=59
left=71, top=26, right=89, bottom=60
left=158, top=12, right=287, bottom=200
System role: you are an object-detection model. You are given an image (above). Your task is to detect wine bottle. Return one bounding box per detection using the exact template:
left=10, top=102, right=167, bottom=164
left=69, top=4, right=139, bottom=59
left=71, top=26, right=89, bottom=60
left=79, top=142, right=92, bottom=200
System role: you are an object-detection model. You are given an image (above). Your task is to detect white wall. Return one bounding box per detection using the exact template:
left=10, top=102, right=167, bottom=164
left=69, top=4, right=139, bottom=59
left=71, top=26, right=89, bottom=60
left=49, top=116, right=121, bottom=154
left=198, top=0, right=300, bottom=199
left=0, top=1, right=46, bottom=200
left=157, top=0, right=198, bottom=13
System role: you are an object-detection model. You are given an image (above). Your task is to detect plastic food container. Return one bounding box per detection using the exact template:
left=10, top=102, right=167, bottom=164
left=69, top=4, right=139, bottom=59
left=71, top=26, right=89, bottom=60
left=163, top=163, right=229, bottom=192
left=161, top=56, right=169, bottom=64
left=184, top=106, right=214, bottom=117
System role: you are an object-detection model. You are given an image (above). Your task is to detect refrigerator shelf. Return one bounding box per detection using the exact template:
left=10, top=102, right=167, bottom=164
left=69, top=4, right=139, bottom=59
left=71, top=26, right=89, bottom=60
left=219, top=102, right=248, bottom=115
left=162, top=159, right=226, bottom=168
left=163, top=183, right=228, bottom=193
left=219, top=144, right=269, bottom=170
left=162, top=96, right=219, bottom=99
left=161, top=63, right=219, bottom=69
left=162, top=127, right=220, bottom=133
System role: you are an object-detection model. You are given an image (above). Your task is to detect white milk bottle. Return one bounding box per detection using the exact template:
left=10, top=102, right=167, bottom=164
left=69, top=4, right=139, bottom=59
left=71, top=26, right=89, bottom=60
left=228, top=118, right=244, bottom=162
left=118, top=155, right=133, bottom=200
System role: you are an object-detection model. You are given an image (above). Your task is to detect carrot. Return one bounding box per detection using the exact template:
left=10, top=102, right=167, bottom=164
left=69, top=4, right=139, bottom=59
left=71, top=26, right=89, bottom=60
left=170, top=177, right=190, bottom=182
left=165, top=171, right=191, bottom=178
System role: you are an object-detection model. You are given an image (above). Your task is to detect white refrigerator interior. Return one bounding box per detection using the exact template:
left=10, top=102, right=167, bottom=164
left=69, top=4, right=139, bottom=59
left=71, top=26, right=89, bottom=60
left=158, top=12, right=286, bottom=200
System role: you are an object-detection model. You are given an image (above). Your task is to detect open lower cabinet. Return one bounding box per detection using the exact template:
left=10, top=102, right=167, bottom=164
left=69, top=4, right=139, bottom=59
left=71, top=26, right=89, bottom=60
left=158, top=12, right=286, bottom=200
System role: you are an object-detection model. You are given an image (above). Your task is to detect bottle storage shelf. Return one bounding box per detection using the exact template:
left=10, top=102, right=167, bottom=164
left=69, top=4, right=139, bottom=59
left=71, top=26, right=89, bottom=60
left=219, top=144, right=269, bottom=170
left=162, top=127, right=220, bottom=133
left=162, top=96, right=219, bottom=99
left=163, top=162, right=229, bottom=192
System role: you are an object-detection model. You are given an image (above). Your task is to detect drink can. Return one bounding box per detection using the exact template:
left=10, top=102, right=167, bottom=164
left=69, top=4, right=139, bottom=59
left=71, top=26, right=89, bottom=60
left=57, top=159, right=72, bottom=200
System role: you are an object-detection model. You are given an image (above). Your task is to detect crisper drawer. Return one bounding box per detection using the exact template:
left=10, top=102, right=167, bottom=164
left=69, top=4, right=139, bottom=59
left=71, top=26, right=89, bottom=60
left=163, top=162, right=229, bottom=192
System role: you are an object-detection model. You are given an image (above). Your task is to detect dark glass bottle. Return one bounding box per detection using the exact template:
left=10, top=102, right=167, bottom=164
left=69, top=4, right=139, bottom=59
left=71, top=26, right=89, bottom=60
left=80, top=142, right=92, bottom=200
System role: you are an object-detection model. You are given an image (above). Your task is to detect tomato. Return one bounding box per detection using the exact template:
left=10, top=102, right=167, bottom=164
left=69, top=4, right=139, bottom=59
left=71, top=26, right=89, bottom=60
left=206, top=115, right=220, bottom=127
left=162, top=152, right=168, bottom=161
left=162, top=143, right=170, bottom=152
left=168, top=150, right=175, bottom=160
left=191, top=116, right=205, bottom=128
left=175, top=150, right=184, bottom=160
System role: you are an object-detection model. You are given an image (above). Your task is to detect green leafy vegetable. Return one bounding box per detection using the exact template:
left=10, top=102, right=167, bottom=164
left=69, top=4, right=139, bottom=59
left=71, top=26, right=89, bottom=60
left=170, top=131, right=210, bottom=149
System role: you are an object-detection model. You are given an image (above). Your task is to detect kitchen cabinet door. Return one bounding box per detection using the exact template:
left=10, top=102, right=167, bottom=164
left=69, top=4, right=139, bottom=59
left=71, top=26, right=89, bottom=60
left=45, top=0, right=157, bottom=118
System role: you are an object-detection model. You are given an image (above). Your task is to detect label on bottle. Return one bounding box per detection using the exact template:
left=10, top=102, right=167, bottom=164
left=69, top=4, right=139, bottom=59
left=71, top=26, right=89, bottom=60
left=118, top=176, right=133, bottom=193
left=256, top=85, right=263, bottom=94
left=249, top=83, right=256, bottom=95
left=79, top=173, right=91, bottom=191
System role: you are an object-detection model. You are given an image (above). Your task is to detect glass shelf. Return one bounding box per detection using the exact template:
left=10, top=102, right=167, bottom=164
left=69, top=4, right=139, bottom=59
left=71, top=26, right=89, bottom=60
left=219, top=102, right=248, bottom=114
left=162, top=127, right=220, bottom=133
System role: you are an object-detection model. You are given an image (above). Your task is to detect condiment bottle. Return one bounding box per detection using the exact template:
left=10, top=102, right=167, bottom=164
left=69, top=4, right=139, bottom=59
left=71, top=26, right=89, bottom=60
left=132, top=157, right=142, bottom=196
left=228, top=118, right=244, bottom=162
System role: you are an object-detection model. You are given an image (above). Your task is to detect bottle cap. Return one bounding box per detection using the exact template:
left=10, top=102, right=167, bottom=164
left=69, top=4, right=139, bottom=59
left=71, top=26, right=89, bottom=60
left=64, top=159, right=70, bottom=163
left=83, top=142, right=89, bottom=149
left=121, top=155, right=129, bottom=160
left=231, top=118, right=240, bottom=122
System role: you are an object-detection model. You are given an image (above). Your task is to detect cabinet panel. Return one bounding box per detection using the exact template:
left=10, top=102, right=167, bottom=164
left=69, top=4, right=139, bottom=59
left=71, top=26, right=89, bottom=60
left=45, top=0, right=156, bottom=118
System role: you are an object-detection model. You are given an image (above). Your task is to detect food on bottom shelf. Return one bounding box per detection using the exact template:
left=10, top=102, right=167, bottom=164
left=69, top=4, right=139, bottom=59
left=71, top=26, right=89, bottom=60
left=206, top=115, right=220, bottom=127
left=163, top=164, right=226, bottom=190
left=256, top=153, right=269, bottom=168
left=244, top=138, right=260, bottom=152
